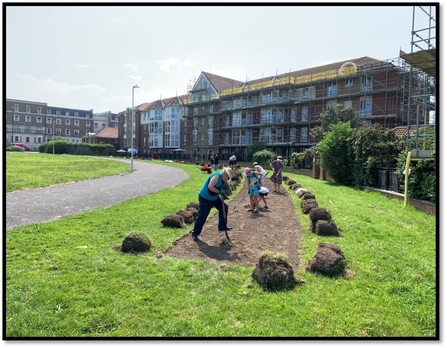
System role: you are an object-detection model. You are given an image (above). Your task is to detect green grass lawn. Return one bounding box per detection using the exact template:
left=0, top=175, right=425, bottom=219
left=5, top=154, right=437, bottom=338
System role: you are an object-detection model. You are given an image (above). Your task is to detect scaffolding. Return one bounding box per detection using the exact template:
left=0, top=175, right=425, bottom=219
left=399, top=5, right=437, bottom=157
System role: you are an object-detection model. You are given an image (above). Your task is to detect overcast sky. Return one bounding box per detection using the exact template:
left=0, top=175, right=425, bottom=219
left=5, top=4, right=430, bottom=113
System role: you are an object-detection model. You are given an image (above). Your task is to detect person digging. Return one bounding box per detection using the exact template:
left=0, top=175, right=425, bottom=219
left=244, top=167, right=261, bottom=214
left=190, top=167, right=235, bottom=242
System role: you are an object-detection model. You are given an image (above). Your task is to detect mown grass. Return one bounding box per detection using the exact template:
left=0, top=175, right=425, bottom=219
left=5, top=155, right=437, bottom=338
left=5, top=152, right=129, bottom=193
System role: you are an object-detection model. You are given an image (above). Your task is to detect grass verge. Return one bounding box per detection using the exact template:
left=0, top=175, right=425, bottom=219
left=5, top=156, right=437, bottom=338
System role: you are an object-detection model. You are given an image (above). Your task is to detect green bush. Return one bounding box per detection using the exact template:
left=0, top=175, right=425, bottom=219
left=397, top=151, right=436, bottom=203
left=291, top=146, right=317, bottom=169
left=39, top=140, right=114, bottom=156
left=318, top=122, right=355, bottom=185
left=252, top=149, right=277, bottom=167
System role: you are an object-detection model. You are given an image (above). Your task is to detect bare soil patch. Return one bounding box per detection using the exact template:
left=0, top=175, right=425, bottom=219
left=165, top=177, right=303, bottom=270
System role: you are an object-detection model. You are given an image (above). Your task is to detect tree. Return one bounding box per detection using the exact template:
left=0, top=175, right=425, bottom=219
left=351, top=124, right=406, bottom=186
left=318, top=122, right=355, bottom=185
left=311, top=104, right=363, bottom=142
left=246, top=142, right=267, bottom=162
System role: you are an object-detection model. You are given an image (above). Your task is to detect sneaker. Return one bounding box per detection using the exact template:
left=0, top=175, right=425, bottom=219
left=219, top=226, right=233, bottom=233
left=191, top=231, right=199, bottom=241
left=253, top=209, right=259, bottom=214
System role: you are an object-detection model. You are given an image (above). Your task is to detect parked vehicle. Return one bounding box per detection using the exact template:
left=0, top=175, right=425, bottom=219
left=12, top=143, right=31, bottom=151
left=10, top=145, right=25, bottom=151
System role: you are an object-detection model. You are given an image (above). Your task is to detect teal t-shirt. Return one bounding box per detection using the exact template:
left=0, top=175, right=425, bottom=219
left=199, top=173, right=224, bottom=201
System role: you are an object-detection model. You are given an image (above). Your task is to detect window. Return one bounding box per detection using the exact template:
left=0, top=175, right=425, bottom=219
left=302, top=87, right=309, bottom=99
left=26, top=116, right=31, bottom=122
left=102, top=123, right=106, bottom=128
left=301, top=127, right=308, bottom=142
left=56, top=110, right=61, bottom=115
left=14, top=114, right=19, bottom=122
left=194, top=107, right=198, bottom=115
left=208, top=132, right=213, bottom=146
left=345, top=78, right=353, bottom=88
left=200, top=118, right=205, bottom=126
left=56, top=119, right=61, bottom=125
left=290, top=128, right=297, bottom=142
left=361, top=75, right=373, bottom=91
left=86, top=113, right=90, bottom=117
left=74, top=130, right=80, bottom=136
left=48, top=109, right=52, bottom=114
left=74, top=112, right=79, bottom=116
left=65, top=129, right=70, bottom=135
left=14, top=104, right=19, bottom=112
left=26, top=106, right=31, bottom=112
left=47, top=117, right=52, bottom=123
left=291, top=109, right=297, bottom=122
left=327, top=81, right=338, bottom=97
left=25, top=137, right=30, bottom=142
left=46, top=128, right=52, bottom=134
left=37, top=117, right=42, bottom=123
left=326, top=100, right=337, bottom=109
left=208, top=117, right=213, bottom=130
left=65, top=119, right=71, bottom=126
left=360, top=97, right=372, bottom=116
left=301, top=107, right=308, bottom=122
left=86, top=121, right=91, bottom=127
left=344, top=100, right=353, bottom=109
left=37, top=107, right=42, bottom=114
left=74, top=120, right=79, bottom=126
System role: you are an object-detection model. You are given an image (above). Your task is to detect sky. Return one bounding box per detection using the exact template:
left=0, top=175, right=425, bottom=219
left=5, top=3, right=432, bottom=114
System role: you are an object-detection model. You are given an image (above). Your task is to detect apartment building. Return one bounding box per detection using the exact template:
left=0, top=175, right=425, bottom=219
left=181, top=56, right=433, bottom=161
left=5, top=98, right=117, bottom=151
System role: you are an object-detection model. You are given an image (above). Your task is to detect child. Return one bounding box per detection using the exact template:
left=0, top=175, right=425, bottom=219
left=258, top=186, right=269, bottom=209
left=244, top=167, right=260, bottom=213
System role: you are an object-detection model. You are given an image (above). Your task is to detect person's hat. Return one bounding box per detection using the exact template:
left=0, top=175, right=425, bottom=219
left=244, top=167, right=251, bottom=174
left=222, top=167, right=234, bottom=178
left=277, top=156, right=282, bottom=160
left=253, top=162, right=258, bottom=166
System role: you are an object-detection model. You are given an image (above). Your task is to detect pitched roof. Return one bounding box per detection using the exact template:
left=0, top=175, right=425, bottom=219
left=165, top=95, right=184, bottom=107
left=95, top=127, right=118, bottom=139
left=248, top=56, right=384, bottom=85
left=202, top=71, right=243, bottom=93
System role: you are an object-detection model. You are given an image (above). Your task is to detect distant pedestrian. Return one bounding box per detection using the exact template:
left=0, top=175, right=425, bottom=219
left=190, top=167, right=235, bottom=241
left=214, top=153, right=219, bottom=171
left=244, top=167, right=260, bottom=213
left=210, top=154, right=215, bottom=168
left=270, top=156, right=284, bottom=193
left=229, top=154, right=237, bottom=169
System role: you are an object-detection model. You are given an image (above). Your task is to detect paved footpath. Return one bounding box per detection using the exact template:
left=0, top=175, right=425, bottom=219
left=6, top=159, right=188, bottom=231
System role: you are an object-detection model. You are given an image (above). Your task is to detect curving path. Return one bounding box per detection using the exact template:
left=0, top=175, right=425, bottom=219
left=6, top=160, right=188, bottom=230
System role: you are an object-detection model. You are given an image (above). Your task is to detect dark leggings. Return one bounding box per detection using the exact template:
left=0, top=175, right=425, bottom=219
left=192, top=195, right=228, bottom=236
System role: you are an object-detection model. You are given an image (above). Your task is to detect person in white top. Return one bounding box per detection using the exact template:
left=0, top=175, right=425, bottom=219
left=253, top=162, right=269, bottom=209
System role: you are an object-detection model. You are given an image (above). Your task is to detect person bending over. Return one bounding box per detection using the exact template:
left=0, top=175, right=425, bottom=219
left=190, top=167, right=235, bottom=241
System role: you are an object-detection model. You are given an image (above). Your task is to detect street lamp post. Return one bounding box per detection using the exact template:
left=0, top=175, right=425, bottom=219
left=53, top=121, right=55, bottom=154
left=11, top=107, right=14, bottom=144
left=130, top=84, right=140, bottom=172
